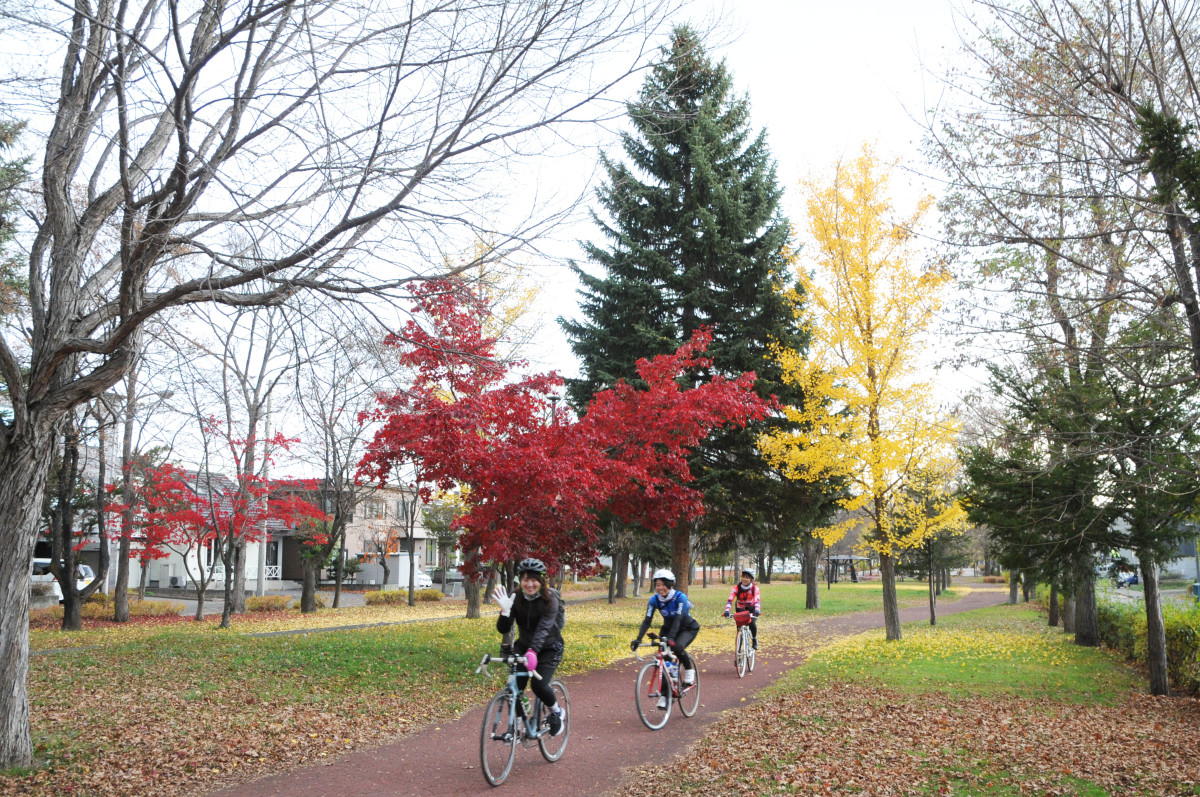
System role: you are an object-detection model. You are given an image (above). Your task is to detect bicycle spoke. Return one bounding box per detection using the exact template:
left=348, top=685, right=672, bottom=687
left=538, top=680, right=571, bottom=762
left=635, top=661, right=671, bottom=730
left=678, top=664, right=700, bottom=716
left=479, top=691, right=517, bottom=785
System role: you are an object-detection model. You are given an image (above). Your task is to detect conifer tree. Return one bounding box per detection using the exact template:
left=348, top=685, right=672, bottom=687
left=562, top=27, right=821, bottom=587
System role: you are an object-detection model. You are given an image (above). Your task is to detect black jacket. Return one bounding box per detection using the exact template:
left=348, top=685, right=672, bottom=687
left=496, top=590, right=563, bottom=654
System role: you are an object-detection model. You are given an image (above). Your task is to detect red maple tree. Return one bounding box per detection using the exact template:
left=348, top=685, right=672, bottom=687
left=359, top=279, right=770, bottom=577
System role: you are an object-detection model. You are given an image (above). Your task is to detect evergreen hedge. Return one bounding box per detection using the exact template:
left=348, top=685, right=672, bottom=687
left=1097, top=598, right=1200, bottom=693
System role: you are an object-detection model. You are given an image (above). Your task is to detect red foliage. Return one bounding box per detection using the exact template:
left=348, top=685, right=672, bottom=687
left=360, top=279, right=769, bottom=576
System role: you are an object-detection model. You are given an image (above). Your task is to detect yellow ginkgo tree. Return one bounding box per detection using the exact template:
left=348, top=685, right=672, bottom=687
left=759, top=145, right=960, bottom=641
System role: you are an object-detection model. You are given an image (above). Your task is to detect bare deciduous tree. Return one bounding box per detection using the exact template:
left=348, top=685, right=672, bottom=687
left=0, top=0, right=682, bottom=764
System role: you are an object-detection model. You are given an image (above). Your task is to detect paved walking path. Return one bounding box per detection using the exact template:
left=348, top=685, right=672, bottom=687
left=211, top=587, right=1008, bottom=797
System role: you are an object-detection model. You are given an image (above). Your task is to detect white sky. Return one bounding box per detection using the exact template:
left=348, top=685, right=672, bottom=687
left=524, top=0, right=971, bottom=398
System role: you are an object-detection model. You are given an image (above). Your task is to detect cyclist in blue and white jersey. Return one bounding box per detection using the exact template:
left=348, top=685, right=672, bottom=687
left=630, top=568, right=700, bottom=708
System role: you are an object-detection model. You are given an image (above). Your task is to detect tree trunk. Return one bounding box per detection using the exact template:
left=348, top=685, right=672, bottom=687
left=219, top=533, right=237, bottom=629
left=56, top=425, right=83, bottom=632
left=671, top=524, right=690, bottom=593
left=114, top=368, right=137, bottom=623
left=464, top=576, right=482, bottom=618
left=137, top=563, right=149, bottom=602
left=333, top=540, right=345, bottom=609
left=1062, top=593, right=1076, bottom=634
left=408, top=531, right=417, bottom=607
left=944, top=567, right=952, bottom=589
left=1008, top=569, right=1019, bottom=604
left=1048, top=583, right=1060, bottom=627
left=615, top=547, right=629, bottom=599
left=0, top=430, right=56, bottom=767
left=928, top=545, right=937, bottom=626
left=1074, top=570, right=1100, bottom=647
left=803, top=536, right=820, bottom=610
left=607, top=557, right=616, bottom=604
left=1139, top=556, right=1170, bottom=696
left=880, top=553, right=902, bottom=641
left=1021, top=569, right=1032, bottom=602
left=232, top=539, right=247, bottom=614
left=301, top=563, right=319, bottom=613
left=194, top=581, right=207, bottom=621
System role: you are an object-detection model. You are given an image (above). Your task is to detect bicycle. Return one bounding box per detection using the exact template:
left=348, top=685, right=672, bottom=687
left=632, top=632, right=700, bottom=730
left=474, top=652, right=571, bottom=786
left=727, top=609, right=757, bottom=678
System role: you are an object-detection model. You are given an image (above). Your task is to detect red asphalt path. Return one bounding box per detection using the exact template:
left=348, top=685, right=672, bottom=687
left=211, top=588, right=1008, bottom=797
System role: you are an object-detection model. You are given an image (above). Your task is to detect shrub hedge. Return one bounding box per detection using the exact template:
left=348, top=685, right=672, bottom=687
left=1097, top=598, right=1200, bottom=694
left=365, top=588, right=443, bottom=605
left=247, top=595, right=292, bottom=612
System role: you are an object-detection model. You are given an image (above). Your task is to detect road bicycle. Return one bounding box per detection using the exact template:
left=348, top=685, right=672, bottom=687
left=475, top=652, right=571, bottom=786
left=727, top=609, right=757, bottom=678
left=632, top=632, right=700, bottom=730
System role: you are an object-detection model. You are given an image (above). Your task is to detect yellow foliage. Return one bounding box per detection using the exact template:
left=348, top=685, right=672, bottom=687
left=760, top=145, right=961, bottom=556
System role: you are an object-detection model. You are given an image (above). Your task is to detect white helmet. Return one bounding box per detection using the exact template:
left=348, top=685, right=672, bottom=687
left=652, top=568, right=675, bottom=586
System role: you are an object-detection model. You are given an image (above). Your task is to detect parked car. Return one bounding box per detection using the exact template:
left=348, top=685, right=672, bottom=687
left=75, top=563, right=95, bottom=592
left=30, top=560, right=96, bottom=603
left=1115, top=570, right=1139, bottom=588
left=415, top=570, right=434, bottom=589
left=430, top=567, right=464, bottom=586
left=30, top=559, right=63, bottom=603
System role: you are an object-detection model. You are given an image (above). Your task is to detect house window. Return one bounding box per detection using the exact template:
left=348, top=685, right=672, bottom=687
left=367, top=500, right=386, bottom=519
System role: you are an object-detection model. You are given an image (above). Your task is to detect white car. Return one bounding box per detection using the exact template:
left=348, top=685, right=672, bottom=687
left=31, top=559, right=96, bottom=603
left=30, top=559, right=63, bottom=603
left=414, top=571, right=434, bottom=589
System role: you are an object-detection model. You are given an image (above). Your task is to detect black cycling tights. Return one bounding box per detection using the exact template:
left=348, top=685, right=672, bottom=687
left=516, top=646, right=562, bottom=709
left=665, top=627, right=697, bottom=671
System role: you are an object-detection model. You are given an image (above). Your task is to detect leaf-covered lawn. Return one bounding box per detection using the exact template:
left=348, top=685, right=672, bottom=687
left=6, top=582, right=1028, bottom=796
left=619, top=605, right=1200, bottom=796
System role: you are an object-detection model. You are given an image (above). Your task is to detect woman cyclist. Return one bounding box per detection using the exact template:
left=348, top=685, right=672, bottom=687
left=493, top=558, right=565, bottom=736
left=630, top=568, right=700, bottom=708
left=724, top=568, right=761, bottom=649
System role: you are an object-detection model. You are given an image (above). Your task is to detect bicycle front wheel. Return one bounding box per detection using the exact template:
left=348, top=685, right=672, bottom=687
left=736, top=628, right=749, bottom=678
left=538, top=679, right=571, bottom=762
left=634, top=661, right=671, bottom=730
left=677, top=665, right=700, bottom=717
left=480, top=691, right=517, bottom=786
left=748, top=631, right=757, bottom=673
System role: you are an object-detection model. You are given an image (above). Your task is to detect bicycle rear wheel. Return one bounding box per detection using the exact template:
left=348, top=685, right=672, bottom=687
left=736, top=628, right=749, bottom=678
left=537, top=679, right=571, bottom=762
left=480, top=691, right=517, bottom=786
left=634, top=661, right=671, bottom=730
left=677, top=665, right=700, bottom=717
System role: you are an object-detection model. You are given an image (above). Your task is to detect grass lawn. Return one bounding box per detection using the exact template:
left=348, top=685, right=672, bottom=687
left=618, top=604, right=1200, bottom=797
left=9, top=579, right=968, bottom=796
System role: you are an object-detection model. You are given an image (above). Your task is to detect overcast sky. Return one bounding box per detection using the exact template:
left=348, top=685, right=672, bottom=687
left=527, top=0, right=968, bottom=393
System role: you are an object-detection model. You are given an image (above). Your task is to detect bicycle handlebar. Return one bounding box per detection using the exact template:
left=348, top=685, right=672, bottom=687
left=474, top=652, right=543, bottom=680
left=632, top=634, right=676, bottom=662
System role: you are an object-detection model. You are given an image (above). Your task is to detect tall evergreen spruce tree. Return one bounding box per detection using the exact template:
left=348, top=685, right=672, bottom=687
left=562, top=28, right=828, bottom=587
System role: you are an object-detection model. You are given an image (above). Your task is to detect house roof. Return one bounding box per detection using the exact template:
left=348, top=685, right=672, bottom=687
left=184, top=470, right=293, bottom=535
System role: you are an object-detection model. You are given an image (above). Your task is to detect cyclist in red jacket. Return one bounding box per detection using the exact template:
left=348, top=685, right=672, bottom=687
left=723, top=569, right=761, bottom=649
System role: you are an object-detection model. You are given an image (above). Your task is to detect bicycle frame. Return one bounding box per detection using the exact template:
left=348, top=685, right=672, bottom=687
left=727, top=615, right=756, bottom=678
left=633, top=632, right=699, bottom=729
left=476, top=653, right=545, bottom=743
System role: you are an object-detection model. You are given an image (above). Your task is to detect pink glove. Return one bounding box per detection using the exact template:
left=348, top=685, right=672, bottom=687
left=524, top=650, right=538, bottom=672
